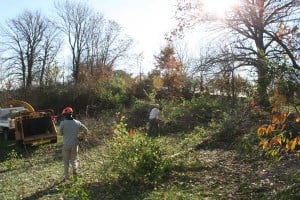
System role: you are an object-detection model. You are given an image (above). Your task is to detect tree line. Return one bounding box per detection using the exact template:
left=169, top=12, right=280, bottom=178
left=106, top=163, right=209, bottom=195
left=0, top=0, right=299, bottom=111
left=0, top=0, right=133, bottom=89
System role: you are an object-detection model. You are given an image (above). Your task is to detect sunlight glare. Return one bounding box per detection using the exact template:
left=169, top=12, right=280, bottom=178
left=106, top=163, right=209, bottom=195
left=202, top=0, right=238, bottom=17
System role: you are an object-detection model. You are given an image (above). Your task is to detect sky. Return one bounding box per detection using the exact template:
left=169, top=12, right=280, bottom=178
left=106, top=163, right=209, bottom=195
left=0, top=0, right=179, bottom=76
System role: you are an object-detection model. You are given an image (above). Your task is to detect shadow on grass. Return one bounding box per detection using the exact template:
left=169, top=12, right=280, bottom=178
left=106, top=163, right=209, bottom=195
left=86, top=180, right=153, bottom=200
left=194, top=136, right=237, bottom=151
left=0, top=139, right=61, bottom=158
left=21, top=179, right=64, bottom=200
left=167, top=159, right=208, bottom=182
left=0, top=140, right=25, bottom=162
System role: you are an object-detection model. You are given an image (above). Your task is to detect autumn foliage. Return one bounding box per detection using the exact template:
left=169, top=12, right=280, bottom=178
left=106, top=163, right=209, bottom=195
left=154, top=43, right=186, bottom=99
left=257, top=93, right=300, bottom=155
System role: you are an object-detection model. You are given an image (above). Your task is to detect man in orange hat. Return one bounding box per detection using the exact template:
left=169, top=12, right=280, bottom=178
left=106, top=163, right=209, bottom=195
left=60, top=107, right=89, bottom=181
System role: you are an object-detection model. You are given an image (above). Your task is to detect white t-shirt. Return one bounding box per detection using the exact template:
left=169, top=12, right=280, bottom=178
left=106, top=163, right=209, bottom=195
left=149, top=108, right=160, bottom=120
left=60, top=119, right=88, bottom=147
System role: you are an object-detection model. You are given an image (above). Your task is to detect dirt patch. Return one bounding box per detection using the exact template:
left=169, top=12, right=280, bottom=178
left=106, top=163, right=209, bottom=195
left=190, top=141, right=300, bottom=199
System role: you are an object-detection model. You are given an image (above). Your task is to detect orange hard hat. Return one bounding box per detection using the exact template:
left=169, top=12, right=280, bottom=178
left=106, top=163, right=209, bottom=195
left=62, top=107, right=73, bottom=115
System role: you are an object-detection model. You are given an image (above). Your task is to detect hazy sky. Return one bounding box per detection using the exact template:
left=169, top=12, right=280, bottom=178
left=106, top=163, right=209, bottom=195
left=0, top=0, right=178, bottom=75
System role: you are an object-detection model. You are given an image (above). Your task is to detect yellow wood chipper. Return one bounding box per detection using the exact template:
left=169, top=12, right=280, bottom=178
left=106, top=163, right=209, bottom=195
left=0, top=99, right=57, bottom=144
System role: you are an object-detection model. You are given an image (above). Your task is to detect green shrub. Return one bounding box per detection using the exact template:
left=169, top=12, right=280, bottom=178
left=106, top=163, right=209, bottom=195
left=160, top=96, right=224, bottom=133
left=235, top=134, right=261, bottom=157
left=125, top=100, right=152, bottom=129
left=61, top=182, right=91, bottom=200
left=95, top=77, right=133, bottom=110
left=209, top=111, right=244, bottom=142
left=218, top=112, right=240, bottom=141
left=180, top=126, right=207, bottom=148
left=104, top=116, right=171, bottom=186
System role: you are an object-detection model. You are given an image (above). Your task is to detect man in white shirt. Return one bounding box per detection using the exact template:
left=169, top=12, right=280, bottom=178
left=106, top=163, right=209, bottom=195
left=60, top=107, right=89, bottom=181
left=148, top=103, right=160, bottom=136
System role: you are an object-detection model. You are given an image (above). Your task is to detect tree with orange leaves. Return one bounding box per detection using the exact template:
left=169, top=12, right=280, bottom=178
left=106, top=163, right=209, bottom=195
left=154, top=42, right=186, bottom=99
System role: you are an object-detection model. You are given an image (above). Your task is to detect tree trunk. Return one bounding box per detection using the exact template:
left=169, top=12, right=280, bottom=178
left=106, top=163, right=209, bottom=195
left=256, top=60, right=271, bottom=109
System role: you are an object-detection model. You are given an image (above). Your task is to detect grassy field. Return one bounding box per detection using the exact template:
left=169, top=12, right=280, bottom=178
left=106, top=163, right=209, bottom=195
left=1, top=118, right=300, bottom=200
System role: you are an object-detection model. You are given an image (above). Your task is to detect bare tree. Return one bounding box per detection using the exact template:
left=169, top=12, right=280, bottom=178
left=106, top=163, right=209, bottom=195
left=95, top=19, right=133, bottom=72
left=38, top=21, right=62, bottom=86
left=175, top=0, right=300, bottom=108
left=0, top=10, right=60, bottom=89
left=172, top=39, right=193, bottom=74
left=85, top=14, right=133, bottom=76
left=54, top=0, right=92, bottom=83
left=85, top=13, right=105, bottom=76
left=55, top=0, right=133, bottom=83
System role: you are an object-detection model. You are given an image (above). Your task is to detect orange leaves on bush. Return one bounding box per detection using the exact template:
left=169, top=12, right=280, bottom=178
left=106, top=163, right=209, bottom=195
left=272, top=112, right=288, bottom=125
left=285, top=137, right=300, bottom=152
left=257, top=124, right=275, bottom=136
left=295, top=137, right=300, bottom=144
left=257, top=112, right=288, bottom=137
left=259, top=136, right=283, bottom=150
left=257, top=126, right=266, bottom=136
left=257, top=91, right=300, bottom=156
left=270, top=136, right=282, bottom=146
left=259, top=139, right=269, bottom=150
